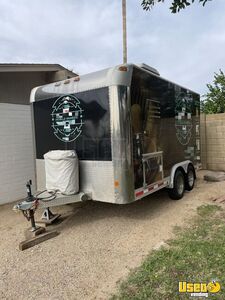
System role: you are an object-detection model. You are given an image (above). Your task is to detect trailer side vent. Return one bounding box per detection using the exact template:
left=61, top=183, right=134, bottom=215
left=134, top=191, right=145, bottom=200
left=146, top=99, right=161, bottom=119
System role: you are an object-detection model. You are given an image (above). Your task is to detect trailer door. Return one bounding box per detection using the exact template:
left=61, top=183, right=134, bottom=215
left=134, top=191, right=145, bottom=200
left=131, top=68, right=164, bottom=190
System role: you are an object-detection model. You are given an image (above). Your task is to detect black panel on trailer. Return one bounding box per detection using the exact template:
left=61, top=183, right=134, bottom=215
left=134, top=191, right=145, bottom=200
left=33, top=87, right=112, bottom=161
left=130, top=67, right=200, bottom=189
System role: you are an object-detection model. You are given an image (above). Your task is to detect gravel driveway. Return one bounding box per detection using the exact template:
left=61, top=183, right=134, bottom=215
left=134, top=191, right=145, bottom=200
left=0, top=170, right=223, bottom=300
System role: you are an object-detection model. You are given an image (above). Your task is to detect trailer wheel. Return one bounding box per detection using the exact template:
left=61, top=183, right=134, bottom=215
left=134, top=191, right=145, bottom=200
left=185, top=164, right=195, bottom=191
left=168, top=169, right=185, bottom=200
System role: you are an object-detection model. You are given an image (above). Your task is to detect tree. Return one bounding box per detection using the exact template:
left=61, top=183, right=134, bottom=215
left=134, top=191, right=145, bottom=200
left=141, top=0, right=211, bottom=13
left=201, top=70, right=225, bottom=114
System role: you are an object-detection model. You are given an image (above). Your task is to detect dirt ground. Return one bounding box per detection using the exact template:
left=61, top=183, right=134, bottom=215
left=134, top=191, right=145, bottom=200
left=0, top=170, right=224, bottom=300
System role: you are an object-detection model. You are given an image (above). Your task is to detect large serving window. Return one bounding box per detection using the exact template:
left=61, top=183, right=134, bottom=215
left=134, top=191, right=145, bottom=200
left=33, top=87, right=112, bottom=161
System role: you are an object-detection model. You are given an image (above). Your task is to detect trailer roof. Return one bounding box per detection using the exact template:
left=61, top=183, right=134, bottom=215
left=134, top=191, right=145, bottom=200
left=31, top=63, right=199, bottom=102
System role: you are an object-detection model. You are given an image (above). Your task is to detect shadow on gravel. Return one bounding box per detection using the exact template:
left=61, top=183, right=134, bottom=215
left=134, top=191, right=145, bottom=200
left=53, top=188, right=178, bottom=230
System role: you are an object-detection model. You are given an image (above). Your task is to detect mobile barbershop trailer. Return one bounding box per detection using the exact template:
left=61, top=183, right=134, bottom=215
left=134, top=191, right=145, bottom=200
left=30, top=63, right=200, bottom=207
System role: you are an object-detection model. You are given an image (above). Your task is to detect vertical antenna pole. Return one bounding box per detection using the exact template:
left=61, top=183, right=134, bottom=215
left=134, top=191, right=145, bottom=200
left=122, top=0, right=127, bottom=64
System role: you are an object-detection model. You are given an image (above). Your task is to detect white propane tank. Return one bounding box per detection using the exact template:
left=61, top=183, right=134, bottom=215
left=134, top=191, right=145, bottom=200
left=44, top=150, right=79, bottom=195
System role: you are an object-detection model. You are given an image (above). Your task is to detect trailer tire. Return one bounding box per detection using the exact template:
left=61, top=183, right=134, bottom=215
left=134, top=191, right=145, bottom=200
left=168, top=169, right=185, bottom=200
left=185, top=164, right=195, bottom=191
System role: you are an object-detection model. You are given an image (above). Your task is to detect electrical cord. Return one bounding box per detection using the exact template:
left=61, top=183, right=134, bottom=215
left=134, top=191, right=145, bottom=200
left=35, top=190, right=57, bottom=202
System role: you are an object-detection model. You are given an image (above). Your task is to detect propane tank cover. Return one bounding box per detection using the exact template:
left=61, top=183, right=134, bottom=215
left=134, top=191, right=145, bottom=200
left=44, top=150, right=79, bottom=195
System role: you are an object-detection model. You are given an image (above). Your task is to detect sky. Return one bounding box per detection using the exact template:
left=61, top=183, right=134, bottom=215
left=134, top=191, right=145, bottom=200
left=0, top=0, right=225, bottom=94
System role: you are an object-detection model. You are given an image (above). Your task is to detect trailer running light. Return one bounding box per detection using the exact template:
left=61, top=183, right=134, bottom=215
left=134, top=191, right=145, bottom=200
left=118, top=66, right=128, bottom=72
left=64, top=79, right=70, bottom=84
left=114, top=180, right=119, bottom=188
left=136, top=190, right=144, bottom=198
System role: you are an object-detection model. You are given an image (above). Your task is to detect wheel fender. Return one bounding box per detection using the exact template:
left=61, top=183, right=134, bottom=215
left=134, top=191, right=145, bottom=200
left=168, top=160, right=193, bottom=189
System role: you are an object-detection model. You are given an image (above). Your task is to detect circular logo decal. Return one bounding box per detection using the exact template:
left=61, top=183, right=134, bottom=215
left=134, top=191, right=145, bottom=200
left=51, top=95, right=83, bottom=142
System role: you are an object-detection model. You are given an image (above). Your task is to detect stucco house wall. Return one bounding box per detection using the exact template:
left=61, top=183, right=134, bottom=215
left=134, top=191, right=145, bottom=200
left=0, top=64, right=77, bottom=204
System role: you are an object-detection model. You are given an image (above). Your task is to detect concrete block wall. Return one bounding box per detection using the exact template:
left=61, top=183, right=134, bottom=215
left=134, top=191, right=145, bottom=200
left=200, top=114, right=207, bottom=169
left=202, top=113, right=225, bottom=171
left=0, top=103, right=35, bottom=204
